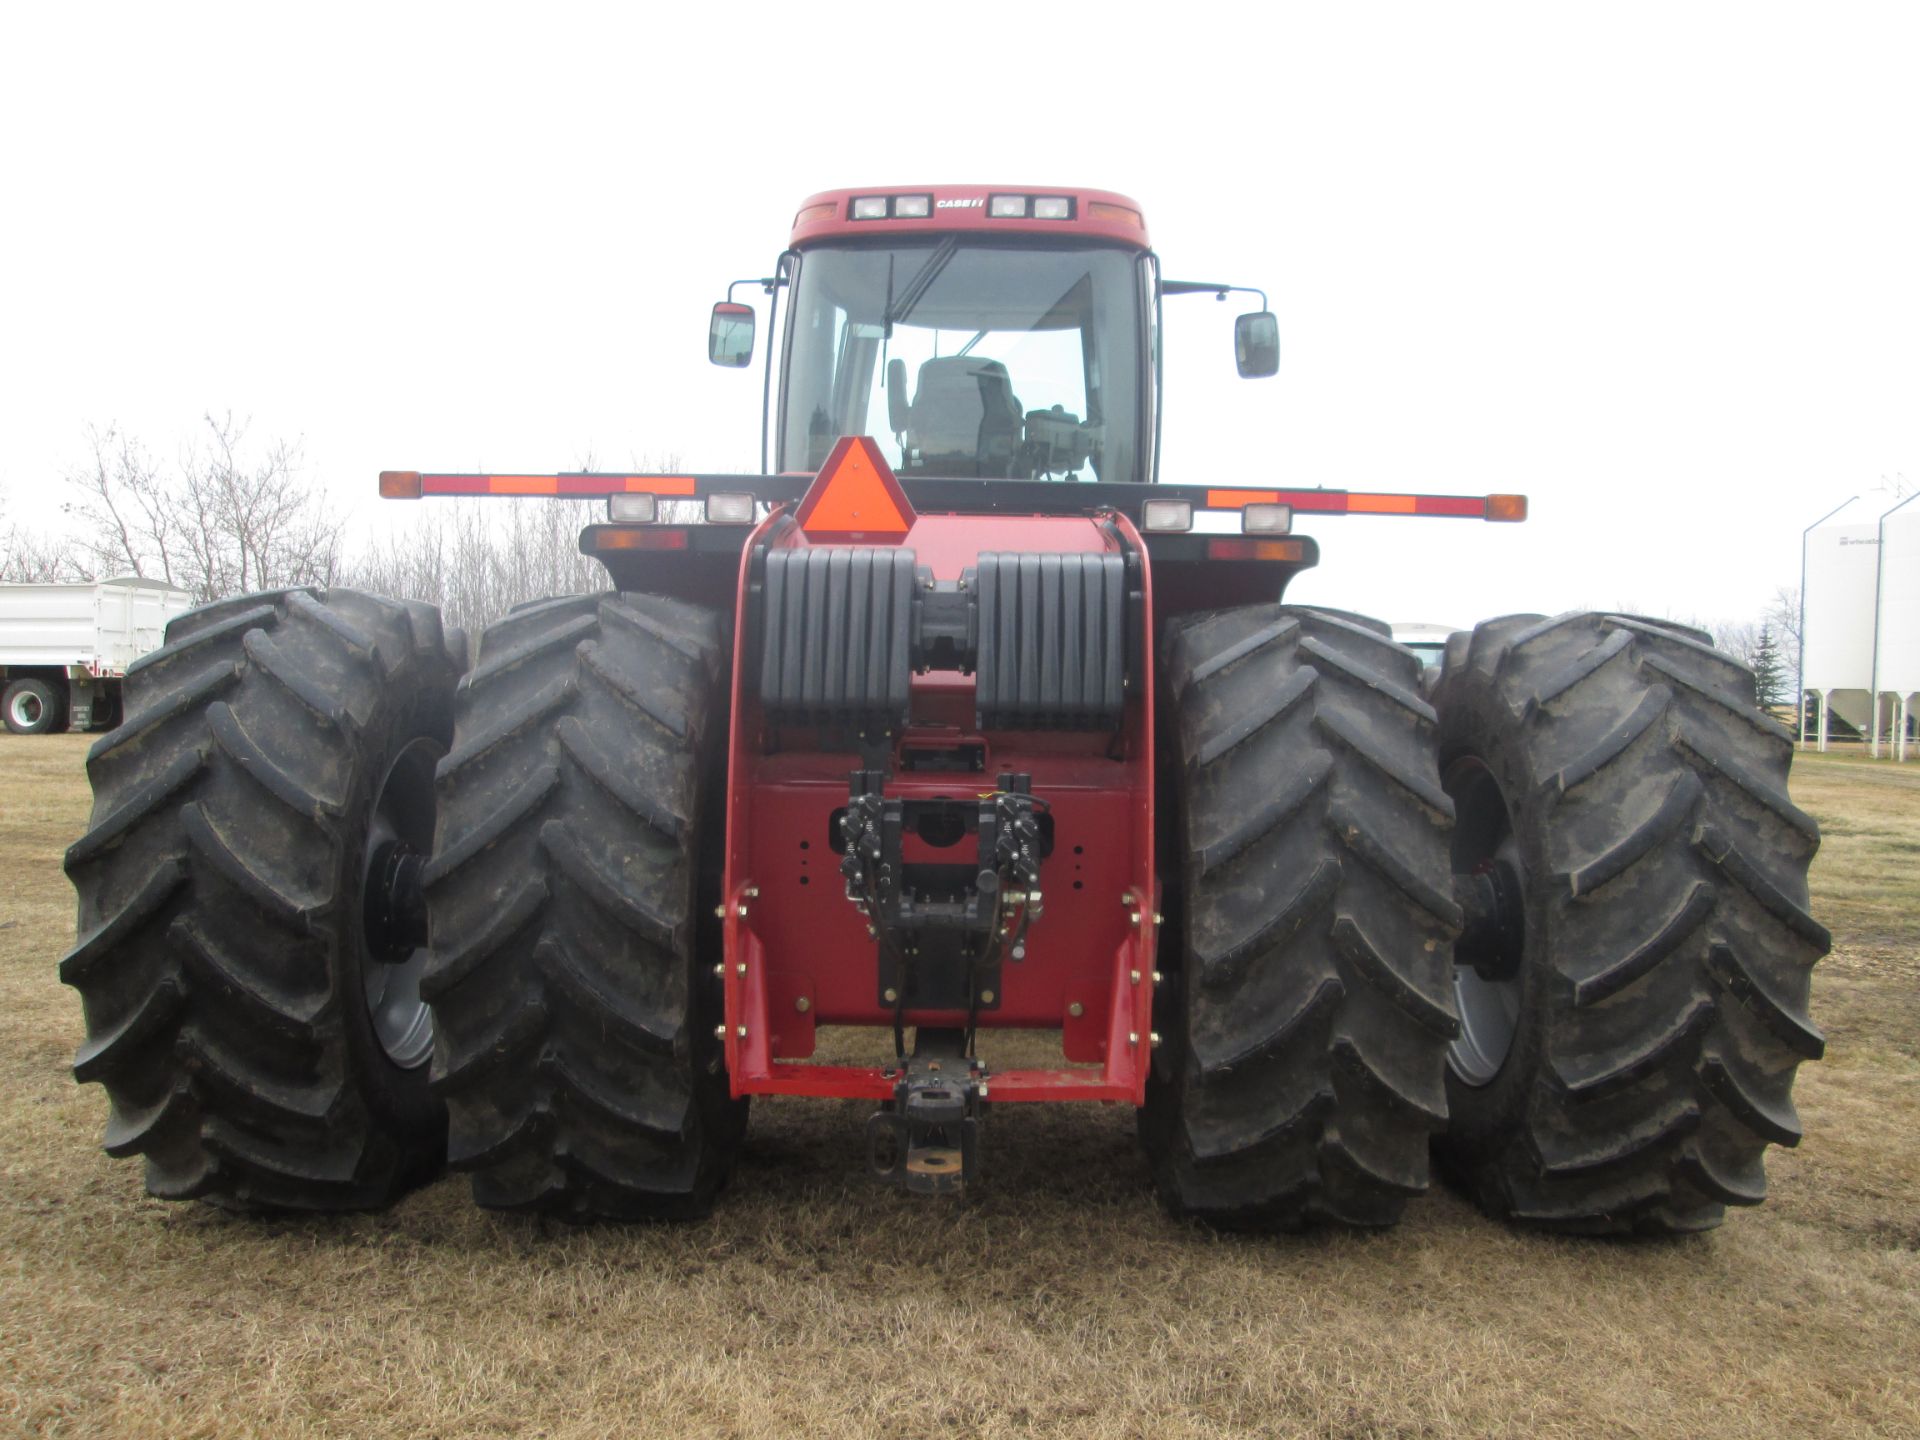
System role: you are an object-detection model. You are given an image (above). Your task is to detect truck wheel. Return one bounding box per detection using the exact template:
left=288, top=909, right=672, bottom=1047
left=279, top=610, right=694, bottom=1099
left=5, top=677, right=65, bottom=734
left=423, top=593, right=746, bottom=1220
left=1142, top=605, right=1461, bottom=1228
left=61, top=589, right=463, bottom=1209
left=1431, top=613, right=1828, bottom=1233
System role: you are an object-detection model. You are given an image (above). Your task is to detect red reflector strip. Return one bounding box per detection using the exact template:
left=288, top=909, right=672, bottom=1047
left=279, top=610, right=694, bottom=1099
left=1206, top=489, right=1503, bottom=518
left=418, top=474, right=699, bottom=497
left=1207, top=538, right=1305, bottom=562
left=587, top=527, right=688, bottom=551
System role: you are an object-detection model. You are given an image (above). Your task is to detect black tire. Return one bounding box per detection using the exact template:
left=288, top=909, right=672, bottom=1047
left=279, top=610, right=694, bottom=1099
left=1430, top=612, right=1828, bottom=1234
left=5, top=676, right=65, bottom=734
left=423, top=592, right=746, bottom=1220
left=61, top=588, right=462, bottom=1210
left=1141, top=605, right=1461, bottom=1228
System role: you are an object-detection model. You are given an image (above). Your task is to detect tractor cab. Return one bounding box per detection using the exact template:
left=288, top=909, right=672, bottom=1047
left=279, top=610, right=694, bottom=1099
left=709, top=187, right=1279, bottom=488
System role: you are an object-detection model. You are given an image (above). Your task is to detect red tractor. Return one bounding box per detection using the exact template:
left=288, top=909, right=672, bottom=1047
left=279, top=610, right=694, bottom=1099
left=64, top=187, right=1827, bottom=1233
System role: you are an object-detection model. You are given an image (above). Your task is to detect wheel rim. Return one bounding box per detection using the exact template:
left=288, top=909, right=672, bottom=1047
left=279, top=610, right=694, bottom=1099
left=360, top=736, right=441, bottom=1068
left=1445, top=757, right=1525, bottom=1087
left=11, top=691, right=43, bottom=728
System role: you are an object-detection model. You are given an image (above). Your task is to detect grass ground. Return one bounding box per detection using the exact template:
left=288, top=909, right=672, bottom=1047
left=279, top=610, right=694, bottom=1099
left=2, top=736, right=1915, bottom=1438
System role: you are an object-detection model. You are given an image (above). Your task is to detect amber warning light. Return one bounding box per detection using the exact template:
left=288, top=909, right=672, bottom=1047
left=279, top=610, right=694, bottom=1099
left=795, top=437, right=916, bottom=543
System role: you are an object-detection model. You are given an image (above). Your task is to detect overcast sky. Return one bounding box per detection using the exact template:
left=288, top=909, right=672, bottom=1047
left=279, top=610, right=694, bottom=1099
left=2, top=3, right=1913, bottom=628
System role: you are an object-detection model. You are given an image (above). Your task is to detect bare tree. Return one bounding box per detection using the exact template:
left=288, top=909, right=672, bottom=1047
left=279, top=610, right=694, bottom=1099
left=0, top=517, right=92, bottom=582
left=60, top=415, right=343, bottom=602
left=1765, top=585, right=1802, bottom=682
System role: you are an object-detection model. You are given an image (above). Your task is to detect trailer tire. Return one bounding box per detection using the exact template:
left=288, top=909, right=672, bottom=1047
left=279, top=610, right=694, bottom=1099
left=5, top=677, right=65, bottom=734
left=423, top=592, right=746, bottom=1220
left=61, top=589, right=462, bottom=1209
left=1430, top=612, right=1828, bottom=1233
left=1141, top=605, right=1461, bottom=1228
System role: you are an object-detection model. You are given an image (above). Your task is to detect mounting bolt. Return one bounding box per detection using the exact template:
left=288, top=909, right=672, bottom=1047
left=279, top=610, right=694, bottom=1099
left=884, top=987, right=899, bottom=1003
left=1149, top=1031, right=1162, bottom=1049
left=1128, top=1031, right=1140, bottom=1046
left=1121, top=892, right=1137, bottom=907
left=736, top=962, right=747, bottom=976
left=795, top=996, right=811, bottom=1013
left=1153, top=912, right=1164, bottom=926
left=745, top=885, right=761, bottom=899
left=1152, top=970, right=1164, bottom=985
left=1068, top=1002, right=1084, bottom=1018
left=736, top=1025, right=747, bottom=1039
left=1129, top=969, right=1141, bottom=985
left=714, top=904, right=727, bottom=919
left=1129, top=912, right=1142, bottom=927
left=736, top=902, right=749, bottom=918
left=713, top=963, right=725, bottom=977
left=980, top=989, right=995, bottom=1004
left=866, top=924, right=877, bottom=939
left=714, top=1025, right=726, bottom=1040
left=977, top=1084, right=989, bottom=1100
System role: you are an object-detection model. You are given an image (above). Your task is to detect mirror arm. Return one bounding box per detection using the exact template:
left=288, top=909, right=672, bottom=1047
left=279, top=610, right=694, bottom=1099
left=727, top=275, right=787, bottom=303
left=1160, top=280, right=1269, bottom=309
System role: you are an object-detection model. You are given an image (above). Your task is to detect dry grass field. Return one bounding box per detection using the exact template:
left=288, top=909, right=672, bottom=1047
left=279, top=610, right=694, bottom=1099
left=2, top=734, right=1916, bottom=1438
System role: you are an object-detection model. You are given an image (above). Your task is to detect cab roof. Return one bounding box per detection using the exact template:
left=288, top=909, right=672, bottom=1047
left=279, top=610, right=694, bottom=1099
left=789, top=186, right=1151, bottom=251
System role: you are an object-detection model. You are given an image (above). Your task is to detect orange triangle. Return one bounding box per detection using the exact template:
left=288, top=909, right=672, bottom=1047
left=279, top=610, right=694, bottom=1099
left=797, top=437, right=915, bottom=540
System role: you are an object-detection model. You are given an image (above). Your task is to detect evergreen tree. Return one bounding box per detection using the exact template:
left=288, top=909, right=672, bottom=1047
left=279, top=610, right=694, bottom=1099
left=1751, top=624, right=1784, bottom=707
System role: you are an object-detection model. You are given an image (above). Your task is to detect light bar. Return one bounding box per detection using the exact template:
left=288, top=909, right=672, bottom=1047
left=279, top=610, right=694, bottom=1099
left=705, top=492, right=756, bottom=525
left=989, top=194, right=1028, bottom=218
left=1032, top=196, right=1071, bottom=220
left=1205, top=488, right=1525, bottom=521
left=1242, top=503, right=1292, bottom=535
left=1141, top=499, right=1193, bottom=533
left=609, top=493, right=657, bottom=523
left=404, top=474, right=699, bottom=498
left=892, top=194, right=931, bottom=218
left=851, top=196, right=889, bottom=220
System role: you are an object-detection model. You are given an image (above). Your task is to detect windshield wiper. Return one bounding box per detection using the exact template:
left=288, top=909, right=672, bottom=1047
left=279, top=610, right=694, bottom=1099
left=885, top=238, right=958, bottom=335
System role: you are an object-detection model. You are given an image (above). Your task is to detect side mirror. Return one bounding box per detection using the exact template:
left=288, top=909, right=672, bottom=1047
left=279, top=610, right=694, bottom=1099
left=709, top=302, right=755, bottom=367
left=886, top=357, right=910, bottom=435
left=1234, top=311, right=1280, bottom=378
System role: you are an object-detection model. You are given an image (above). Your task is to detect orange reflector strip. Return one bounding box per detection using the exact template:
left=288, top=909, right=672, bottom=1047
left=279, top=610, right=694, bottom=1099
left=378, top=470, right=422, bottom=499
left=1485, top=494, right=1529, bottom=522
left=793, top=202, right=834, bottom=226
left=796, top=437, right=915, bottom=543
left=1207, top=489, right=1281, bottom=508
left=1348, top=493, right=1417, bottom=514
left=588, top=527, right=688, bottom=551
left=1086, top=202, right=1143, bottom=228
left=488, top=475, right=561, bottom=495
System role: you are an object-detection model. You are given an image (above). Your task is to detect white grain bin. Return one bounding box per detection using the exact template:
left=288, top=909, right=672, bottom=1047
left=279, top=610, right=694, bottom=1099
left=1873, top=494, right=1920, bottom=759
left=1801, top=497, right=1881, bottom=748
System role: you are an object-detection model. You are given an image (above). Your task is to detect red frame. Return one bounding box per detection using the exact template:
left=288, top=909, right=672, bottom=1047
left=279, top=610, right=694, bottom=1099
left=718, top=503, right=1160, bottom=1105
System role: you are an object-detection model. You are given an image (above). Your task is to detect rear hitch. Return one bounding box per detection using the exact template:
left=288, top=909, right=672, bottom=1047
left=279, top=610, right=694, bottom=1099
left=866, top=1029, right=985, bottom=1194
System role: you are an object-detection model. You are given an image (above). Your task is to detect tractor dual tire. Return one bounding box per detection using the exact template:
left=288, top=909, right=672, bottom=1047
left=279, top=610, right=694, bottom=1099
left=1142, top=605, right=1461, bottom=1229
left=6, top=676, right=65, bottom=734
left=423, top=592, right=746, bottom=1221
left=1431, top=612, right=1828, bottom=1233
left=61, top=589, right=463, bottom=1210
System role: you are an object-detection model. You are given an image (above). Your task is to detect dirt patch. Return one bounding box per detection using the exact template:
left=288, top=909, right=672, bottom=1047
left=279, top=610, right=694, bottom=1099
left=4, top=734, right=1918, bottom=1438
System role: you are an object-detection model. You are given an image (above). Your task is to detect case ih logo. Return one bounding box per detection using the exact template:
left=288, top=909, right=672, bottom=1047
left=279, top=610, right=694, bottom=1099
left=936, top=198, right=983, bottom=209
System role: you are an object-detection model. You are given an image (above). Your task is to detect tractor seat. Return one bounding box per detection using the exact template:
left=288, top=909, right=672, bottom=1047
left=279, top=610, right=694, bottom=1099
left=907, top=356, right=1023, bottom=477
